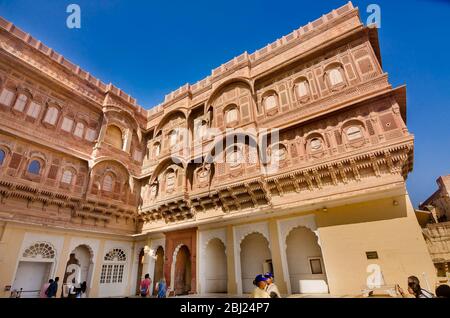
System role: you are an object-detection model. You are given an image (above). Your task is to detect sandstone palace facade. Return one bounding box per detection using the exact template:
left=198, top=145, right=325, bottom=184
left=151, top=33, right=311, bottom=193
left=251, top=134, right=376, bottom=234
left=0, top=2, right=437, bottom=297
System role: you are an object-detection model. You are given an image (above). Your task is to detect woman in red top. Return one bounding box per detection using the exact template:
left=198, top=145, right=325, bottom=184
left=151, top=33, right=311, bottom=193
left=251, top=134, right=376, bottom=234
left=140, top=274, right=152, bottom=297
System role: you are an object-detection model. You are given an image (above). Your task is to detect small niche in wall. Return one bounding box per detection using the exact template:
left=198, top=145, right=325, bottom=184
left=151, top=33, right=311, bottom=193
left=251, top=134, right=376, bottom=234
left=366, top=251, right=379, bottom=260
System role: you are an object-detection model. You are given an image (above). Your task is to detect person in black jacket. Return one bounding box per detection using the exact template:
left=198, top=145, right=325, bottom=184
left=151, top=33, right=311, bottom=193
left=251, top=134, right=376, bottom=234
left=435, top=284, right=450, bottom=298
left=46, top=277, right=59, bottom=298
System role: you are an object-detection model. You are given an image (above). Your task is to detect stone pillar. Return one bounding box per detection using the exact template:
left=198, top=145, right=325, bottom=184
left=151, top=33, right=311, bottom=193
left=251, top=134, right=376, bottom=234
left=88, top=239, right=105, bottom=297
left=226, top=225, right=238, bottom=294
left=54, top=235, right=71, bottom=298
left=98, top=117, right=107, bottom=140
left=268, top=219, right=288, bottom=295
left=125, top=241, right=136, bottom=296
left=124, top=128, right=133, bottom=153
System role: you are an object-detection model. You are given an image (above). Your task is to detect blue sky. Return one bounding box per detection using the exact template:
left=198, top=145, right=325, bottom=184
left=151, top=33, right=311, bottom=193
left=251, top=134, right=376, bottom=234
left=0, top=0, right=449, bottom=207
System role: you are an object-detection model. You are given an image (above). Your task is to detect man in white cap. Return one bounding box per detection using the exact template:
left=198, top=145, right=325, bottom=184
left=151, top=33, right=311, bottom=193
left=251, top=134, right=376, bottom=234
left=264, top=272, right=281, bottom=298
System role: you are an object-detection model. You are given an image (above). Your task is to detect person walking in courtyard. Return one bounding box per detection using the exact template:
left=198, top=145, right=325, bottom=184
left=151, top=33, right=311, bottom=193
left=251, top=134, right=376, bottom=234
left=40, top=279, right=53, bottom=298
left=46, top=277, right=59, bottom=298
left=140, top=274, right=152, bottom=297
left=264, top=272, right=281, bottom=298
left=397, top=276, right=434, bottom=298
left=156, top=278, right=167, bottom=298
left=250, top=274, right=270, bottom=298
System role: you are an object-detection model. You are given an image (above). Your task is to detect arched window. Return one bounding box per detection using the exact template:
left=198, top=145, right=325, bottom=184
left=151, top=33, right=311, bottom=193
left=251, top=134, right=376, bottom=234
left=105, top=125, right=123, bottom=149
left=61, top=117, right=74, bottom=132
left=13, top=94, right=28, bottom=111
left=28, top=160, right=41, bottom=175
left=43, top=106, right=59, bottom=125
left=310, top=138, right=323, bottom=151
left=23, top=242, right=56, bottom=259
left=0, top=149, right=5, bottom=165
left=264, top=94, right=278, bottom=111
left=169, top=130, right=178, bottom=147
left=295, top=80, right=310, bottom=99
left=226, top=147, right=242, bottom=167
left=328, top=68, right=344, bottom=86
left=85, top=128, right=97, bottom=142
left=0, top=88, right=14, bottom=106
left=194, top=119, right=206, bottom=141
left=165, top=170, right=176, bottom=192
left=133, top=149, right=143, bottom=162
left=271, top=144, right=287, bottom=162
left=346, top=126, right=363, bottom=141
left=74, top=122, right=85, bottom=138
left=100, top=248, right=127, bottom=284
left=26, top=102, right=41, bottom=118
left=225, top=107, right=238, bottom=124
left=61, top=170, right=73, bottom=184
left=102, top=175, right=113, bottom=192
left=154, top=142, right=161, bottom=157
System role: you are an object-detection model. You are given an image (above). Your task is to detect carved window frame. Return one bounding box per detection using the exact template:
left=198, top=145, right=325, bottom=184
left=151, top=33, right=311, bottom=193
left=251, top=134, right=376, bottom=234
left=262, top=90, right=279, bottom=116
left=293, top=77, right=311, bottom=104
left=11, top=89, right=32, bottom=115
left=42, top=102, right=62, bottom=128
left=324, top=63, right=347, bottom=92
left=224, top=104, right=240, bottom=128
left=0, top=87, right=15, bottom=107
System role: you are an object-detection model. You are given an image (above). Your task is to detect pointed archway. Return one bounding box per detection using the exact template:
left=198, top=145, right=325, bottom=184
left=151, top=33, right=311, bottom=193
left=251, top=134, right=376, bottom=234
left=240, top=233, right=271, bottom=293
left=204, top=238, right=227, bottom=293
left=286, top=226, right=328, bottom=294
left=135, top=248, right=145, bottom=295
left=153, top=246, right=165, bottom=293
left=174, top=245, right=191, bottom=295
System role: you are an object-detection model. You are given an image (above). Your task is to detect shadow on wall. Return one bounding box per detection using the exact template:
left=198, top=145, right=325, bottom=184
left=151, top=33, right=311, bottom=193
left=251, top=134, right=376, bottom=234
left=315, top=195, right=409, bottom=228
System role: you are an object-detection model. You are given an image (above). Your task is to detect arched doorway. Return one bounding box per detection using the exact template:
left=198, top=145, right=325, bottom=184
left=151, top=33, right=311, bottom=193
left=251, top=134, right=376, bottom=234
left=240, top=233, right=271, bottom=293
left=135, top=248, right=145, bottom=295
left=174, top=245, right=191, bottom=295
left=153, top=246, right=164, bottom=293
left=12, top=242, right=57, bottom=298
left=286, top=226, right=328, bottom=294
left=205, top=238, right=227, bottom=293
left=63, top=245, right=94, bottom=297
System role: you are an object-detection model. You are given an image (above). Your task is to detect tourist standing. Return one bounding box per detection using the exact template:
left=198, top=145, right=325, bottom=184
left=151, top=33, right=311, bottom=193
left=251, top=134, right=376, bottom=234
left=397, top=276, right=434, bottom=298
left=264, top=272, right=281, bottom=298
left=250, top=274, right=270, bottom=298
left=156, top=278, right=167, bottom=298
left=140, top=274, right=152, bottom=297
left=40, top=279, right=53, bottom=298
left=46, top=277, right=59, bottom=298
